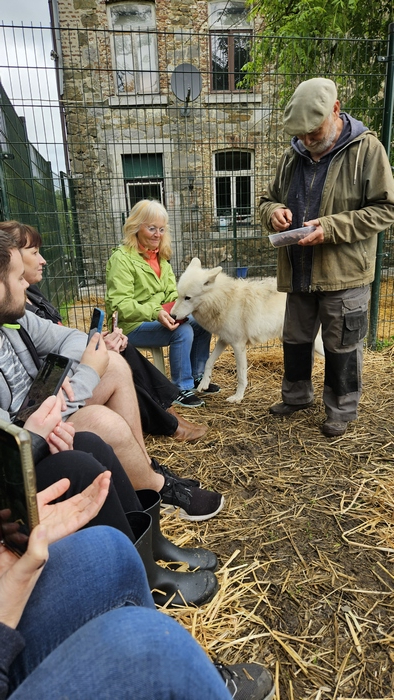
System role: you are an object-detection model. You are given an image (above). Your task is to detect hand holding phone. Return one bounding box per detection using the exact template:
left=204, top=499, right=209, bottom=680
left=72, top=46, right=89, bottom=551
left=87, top=308, right=105, bottom=347
left=0, top=421, right=39, bottom=557
left=15, top=354, right=73, bottom=426
left=81, top=333, right=109, bottom=378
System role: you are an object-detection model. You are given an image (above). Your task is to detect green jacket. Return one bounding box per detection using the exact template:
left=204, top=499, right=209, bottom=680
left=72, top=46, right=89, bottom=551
left=259, top=131, right=394, bottom=292
left=105, top=246, right=178, bottom=334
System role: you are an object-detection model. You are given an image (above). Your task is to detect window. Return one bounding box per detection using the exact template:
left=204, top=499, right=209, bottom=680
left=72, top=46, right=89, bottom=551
left=208, top=1, right=251, bottom=92
left=214, top=151, right=252, bottom=224
left=109, top=2, right=159, bottom=94
left=122, top=153, right=164, bottom=212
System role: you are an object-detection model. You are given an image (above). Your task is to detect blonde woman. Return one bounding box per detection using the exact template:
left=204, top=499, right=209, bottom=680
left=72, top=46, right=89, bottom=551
left=105, top=200, right=220, bottom=407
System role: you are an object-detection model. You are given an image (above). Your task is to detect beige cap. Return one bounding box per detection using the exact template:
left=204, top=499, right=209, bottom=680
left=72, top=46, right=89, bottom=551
left=283, top=78, right=337, bottom=135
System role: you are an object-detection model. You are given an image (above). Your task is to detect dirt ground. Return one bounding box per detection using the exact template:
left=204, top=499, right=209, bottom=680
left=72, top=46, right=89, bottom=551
left=144, top=345, right=394, bottom=700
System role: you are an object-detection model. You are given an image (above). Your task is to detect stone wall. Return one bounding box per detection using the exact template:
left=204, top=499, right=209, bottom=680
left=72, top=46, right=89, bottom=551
left=56, top=0, right=279, bottom=281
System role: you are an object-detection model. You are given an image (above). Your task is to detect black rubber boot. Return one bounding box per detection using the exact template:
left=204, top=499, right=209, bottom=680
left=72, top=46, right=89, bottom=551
left=137, top=489, right=218, bottom=571
left=127, top=511, right=218, bottom=608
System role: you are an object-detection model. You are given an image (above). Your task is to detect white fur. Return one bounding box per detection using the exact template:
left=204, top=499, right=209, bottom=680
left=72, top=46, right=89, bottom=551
left=172, top=257, right=323, bottom=403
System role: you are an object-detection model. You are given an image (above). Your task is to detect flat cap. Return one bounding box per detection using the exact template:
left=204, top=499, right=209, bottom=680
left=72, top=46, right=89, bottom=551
left=283, top=78, right=337, bottom=135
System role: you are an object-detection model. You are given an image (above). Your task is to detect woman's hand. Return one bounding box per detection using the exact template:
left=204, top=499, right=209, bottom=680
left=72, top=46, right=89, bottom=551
left=47, top=420, right=75, bottom=454
left=24, top=393, right=63, bottom=441
left=36, top=472, right=111, bottom=544
left=157, top=309, right=179, bottom=330
left=0, top=525, right=49, bottom=628
left=102, top=329, right=128, bottom=353
left=0, top=472, right=110, bottom=629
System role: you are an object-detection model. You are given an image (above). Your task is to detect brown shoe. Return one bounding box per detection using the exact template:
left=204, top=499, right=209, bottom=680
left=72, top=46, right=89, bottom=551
left=321, top=419, right=348, bottom=437
left=269, top=401, right=313, bottom=416
left=167, top=407, right=208, bottom=442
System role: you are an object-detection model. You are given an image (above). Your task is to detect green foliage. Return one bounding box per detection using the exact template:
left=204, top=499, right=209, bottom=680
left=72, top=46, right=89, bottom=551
left=243, top=0, right=393, bottom=133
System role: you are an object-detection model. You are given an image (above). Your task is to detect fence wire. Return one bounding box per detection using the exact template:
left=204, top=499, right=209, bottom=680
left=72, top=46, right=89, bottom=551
left=0, top=24, right=393, bottom=340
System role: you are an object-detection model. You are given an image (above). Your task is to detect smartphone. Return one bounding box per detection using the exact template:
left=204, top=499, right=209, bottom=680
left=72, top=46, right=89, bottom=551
left=112, top=310, right=118, bottom=332
left=87, top=307, right=105, bottom=346
left=15, top=353, right=73, bottom=426
left=0, top=420, right=39, bottom=556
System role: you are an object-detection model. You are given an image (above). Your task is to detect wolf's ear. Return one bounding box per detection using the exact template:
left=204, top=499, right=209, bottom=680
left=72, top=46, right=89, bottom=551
left=189, top=257, right=201, bottom=268
left=204, top=266, right=222, bottom=285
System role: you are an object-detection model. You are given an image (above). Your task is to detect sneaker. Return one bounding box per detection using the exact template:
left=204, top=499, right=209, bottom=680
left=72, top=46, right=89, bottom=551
left=160, top=475, right=224, bottom=522
left=151, top=457, right=201, bottom=488
left=214, top=661, right=275, bottom=700
left=194, top=377, right=221, bottom=394
left=173, top=390, right=205, bottom=408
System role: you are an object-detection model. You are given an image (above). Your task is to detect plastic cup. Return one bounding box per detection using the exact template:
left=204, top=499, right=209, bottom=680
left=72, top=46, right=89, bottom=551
left=268, top=225, right=316, bottom=247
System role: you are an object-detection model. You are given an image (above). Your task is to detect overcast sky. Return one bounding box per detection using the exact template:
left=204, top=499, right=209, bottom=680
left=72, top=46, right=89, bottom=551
left=2, top=0, right=51, bottom=26
left=1, top=0, right=65, bottom=171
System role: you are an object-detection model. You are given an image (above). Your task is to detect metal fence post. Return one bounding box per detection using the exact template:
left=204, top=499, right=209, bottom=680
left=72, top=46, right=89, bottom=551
left=368, top=22, right=394, bottom=348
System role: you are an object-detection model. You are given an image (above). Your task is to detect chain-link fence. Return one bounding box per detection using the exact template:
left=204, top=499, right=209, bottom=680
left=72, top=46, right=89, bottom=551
left=1, top=23, right=393, bottom=340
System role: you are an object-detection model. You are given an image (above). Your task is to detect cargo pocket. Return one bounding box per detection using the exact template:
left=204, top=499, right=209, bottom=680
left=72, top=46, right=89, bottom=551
left=342, top=308, right=368, bottom=347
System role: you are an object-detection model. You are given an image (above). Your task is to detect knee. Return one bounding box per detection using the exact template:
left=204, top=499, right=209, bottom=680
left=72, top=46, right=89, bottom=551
left=54, top=527, right=151, bottom=604
left=107, top=350, right=133, bottom=377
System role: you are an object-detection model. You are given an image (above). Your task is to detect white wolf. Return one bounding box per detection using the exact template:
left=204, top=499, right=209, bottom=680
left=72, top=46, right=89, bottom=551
left=172, top=258, right=324, bottom=403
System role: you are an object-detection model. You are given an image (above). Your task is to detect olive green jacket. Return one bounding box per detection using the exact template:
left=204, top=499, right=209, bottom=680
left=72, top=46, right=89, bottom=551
left=259, top=131, right=394, bottom=292
left=105, top=246, right=178, bottom=334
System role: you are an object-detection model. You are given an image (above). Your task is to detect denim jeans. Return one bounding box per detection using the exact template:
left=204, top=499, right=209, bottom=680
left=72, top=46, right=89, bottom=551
left=9, top=526, right=155, bottom=694
left=128, top=316, right=211, bottom=391
left=9, top=527, right=231, bottom=700
left=10, top=607, right=231, bottom=699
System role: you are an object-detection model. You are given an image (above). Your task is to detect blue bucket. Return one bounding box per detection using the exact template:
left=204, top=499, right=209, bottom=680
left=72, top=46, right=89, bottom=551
left=236, top=266, right=248, bottom=278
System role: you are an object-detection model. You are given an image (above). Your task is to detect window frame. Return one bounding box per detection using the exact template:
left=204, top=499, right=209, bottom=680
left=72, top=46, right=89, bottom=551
left=108, top=1, right=159, bottom=96
left=209, top=29, right=251, bottom=92
left=213, top=150, right=254, bottom=225
left=208, top=1, right=251, bottom=93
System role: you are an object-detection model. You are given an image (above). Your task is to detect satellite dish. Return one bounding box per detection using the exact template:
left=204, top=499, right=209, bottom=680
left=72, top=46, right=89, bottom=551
left=171, top=64, right=202, bottom=114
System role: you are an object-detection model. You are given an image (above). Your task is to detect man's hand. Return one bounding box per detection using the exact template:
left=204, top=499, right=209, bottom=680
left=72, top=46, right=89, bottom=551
left=271, top=207, right=293, bottom=232
left=80, top=333, right=109, bottom=377
left=61, top=376, right=75, bottom=406
left=24, top=393, right=63, bottom=441
left=298, top=219, right=325, bottom=246
left=102, top=329, right=128, bottom=353
left=0, top=525, right=48, bottom=628
left=157, top=309, right=179, bottom=330
left=36, top=472, right=111, bottom=545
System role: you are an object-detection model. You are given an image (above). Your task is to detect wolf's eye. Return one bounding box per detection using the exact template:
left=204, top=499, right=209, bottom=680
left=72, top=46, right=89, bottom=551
left=184, top=296, right=191, bottom=301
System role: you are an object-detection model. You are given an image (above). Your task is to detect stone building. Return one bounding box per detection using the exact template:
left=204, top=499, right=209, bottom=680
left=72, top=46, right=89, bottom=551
left=51, top=0, right=273, bottom=280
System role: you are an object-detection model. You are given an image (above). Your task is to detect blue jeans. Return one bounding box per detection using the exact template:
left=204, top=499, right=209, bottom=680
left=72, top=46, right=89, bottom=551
left=10, top=608, right=231, bottom=699
left=128, top=316, right=211, bottom=391
left=9, top=527, right=231, bottom=700
left=9, top=527, right=155, bottom=694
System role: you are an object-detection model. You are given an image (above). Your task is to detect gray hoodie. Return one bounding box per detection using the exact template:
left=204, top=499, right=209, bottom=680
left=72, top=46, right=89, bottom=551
left=0, top=311, right=100, bottom=423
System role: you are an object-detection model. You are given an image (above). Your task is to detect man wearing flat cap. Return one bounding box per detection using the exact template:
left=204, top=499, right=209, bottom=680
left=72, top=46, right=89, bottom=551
left=259, top=77, right=394, bottom=437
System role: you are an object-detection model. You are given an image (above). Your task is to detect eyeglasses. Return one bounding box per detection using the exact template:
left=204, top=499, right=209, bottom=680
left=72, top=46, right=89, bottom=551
left=143, top=225, right=165, bottom=235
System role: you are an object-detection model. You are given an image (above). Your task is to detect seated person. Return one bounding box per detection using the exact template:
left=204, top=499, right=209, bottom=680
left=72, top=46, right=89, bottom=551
left=0, top=219, right=207, bottom=443
left=105, top=199, right=220, bottom=408
left=0, top=230, right=224, bottom=522
left=14, top=393, right=218, bottom=607
left=0, top=489, right=275, bottom=700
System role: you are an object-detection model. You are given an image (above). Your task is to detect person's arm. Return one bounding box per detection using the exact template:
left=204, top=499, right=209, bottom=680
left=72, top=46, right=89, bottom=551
left=259, top=151, right=293, bottom=232
left=0, top=472, right=111, bottom=628
left=0, top=622, right=25, bottom=700
left=317, top=139, right=394, bottom=244
left=106, top=252, right=167, bottom=325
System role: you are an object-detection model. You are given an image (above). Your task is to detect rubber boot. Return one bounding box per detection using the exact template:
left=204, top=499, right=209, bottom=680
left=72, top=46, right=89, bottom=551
left=136, top=489, right=218, bottom=571
left=127, top=511, right=218, bottom=608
